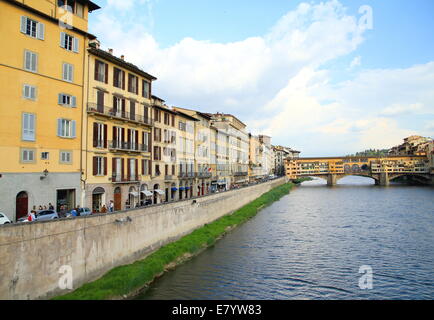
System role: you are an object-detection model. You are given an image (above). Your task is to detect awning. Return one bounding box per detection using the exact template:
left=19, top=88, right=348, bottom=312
left=171, top=187, right=178, bottom=191
left=185, top=186, right=191, bottom=190
left=179, top=187, right=185, bottom=191
left=154, top=189, right=165, bottom=195
left=129, top=192, right=139, bottom=197
left=141, top=190, right=153, bottom=197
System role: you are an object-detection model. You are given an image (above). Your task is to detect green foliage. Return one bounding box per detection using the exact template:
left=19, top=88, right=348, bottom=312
left=346, top=149, right=390, bottom=157
left=53, top=182, right=293, bottom=300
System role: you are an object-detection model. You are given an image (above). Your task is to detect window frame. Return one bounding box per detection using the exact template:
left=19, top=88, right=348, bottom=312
left=59, top=150, right=73, bottom=164
left=23, top=84, right=37, bottom=100
left=20, top=148, right=36, bottom=164
left=62, top=62, right=74, bottom=82
left=24, top=50, right=38, bottom=73
left=22, top=112, right=36, bottom=142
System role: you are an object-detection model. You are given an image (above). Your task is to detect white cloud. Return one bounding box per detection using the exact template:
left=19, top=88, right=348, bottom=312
left=349, top=56, right=361, bottom=69
left=89, top=1, right=434, bottom=156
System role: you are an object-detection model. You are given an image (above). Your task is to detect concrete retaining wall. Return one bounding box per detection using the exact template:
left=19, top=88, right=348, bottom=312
left=0, top=177, right=286, bottom=300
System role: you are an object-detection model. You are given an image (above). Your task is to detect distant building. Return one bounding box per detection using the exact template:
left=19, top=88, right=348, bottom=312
left=273, top=146, right=300, bottom=176
left=389, top=136, right=433, bottom=156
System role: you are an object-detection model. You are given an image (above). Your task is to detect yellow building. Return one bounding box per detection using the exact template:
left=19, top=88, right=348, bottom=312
left=173, top=107, right=214, bottom=195
left=82, top=42, right=156, bottom=212
left=0, top=0, right=100, bottom=221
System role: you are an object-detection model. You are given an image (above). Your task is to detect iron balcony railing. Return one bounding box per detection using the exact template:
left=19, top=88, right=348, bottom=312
left=87, top=103, right=154, bottom=126
left=197, top=172, right=212, bottom=178
left=112, top=174, right=140, bottom=183
left=109, top=140, right=149, bottom=153
left=178, top=172, right=196, bottom=179
left=233, top=171, right=248, bottom=176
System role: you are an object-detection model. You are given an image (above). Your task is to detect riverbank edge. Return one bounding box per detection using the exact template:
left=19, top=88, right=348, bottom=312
left=53, top=181, right=297, bottom=300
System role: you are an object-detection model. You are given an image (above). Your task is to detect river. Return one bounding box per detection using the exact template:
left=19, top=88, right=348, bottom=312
left=135, top=176, right=434, bottom=300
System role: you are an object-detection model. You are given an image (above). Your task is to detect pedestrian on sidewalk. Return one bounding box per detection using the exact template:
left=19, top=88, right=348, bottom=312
left=101, top=205, right=107, bottom=213
left=109, top=200, right=114, bottom=213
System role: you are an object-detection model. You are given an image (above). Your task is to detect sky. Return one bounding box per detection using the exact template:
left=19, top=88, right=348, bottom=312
left=88, top=0, right=434, bottom=156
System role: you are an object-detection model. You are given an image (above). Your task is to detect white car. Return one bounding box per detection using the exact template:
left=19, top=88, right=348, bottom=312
left=0, top=212, right=12, bottom=225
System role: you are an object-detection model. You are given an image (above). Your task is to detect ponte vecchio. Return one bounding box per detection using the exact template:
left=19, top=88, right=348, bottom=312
left=285, top=155, right=434, bottom=186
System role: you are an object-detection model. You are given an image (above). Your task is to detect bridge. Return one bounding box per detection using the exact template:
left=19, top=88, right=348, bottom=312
left=285, top=155, right=434, bottom=186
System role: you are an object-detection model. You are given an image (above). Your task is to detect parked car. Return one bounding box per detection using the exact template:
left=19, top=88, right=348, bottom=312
left=66, top=207, right=92, bottom=218
left=35, top=210, right=59, bottom=221
left=0, top=212, right=12, bottom=225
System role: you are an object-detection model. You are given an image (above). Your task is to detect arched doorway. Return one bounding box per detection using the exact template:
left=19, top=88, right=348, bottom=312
left=128, top=186, right=138, bottom=208
left=16, top=191, right=28, bottom=220
left=92, top=187, right=105, bottom=213
left=114, top=187, right=122, bottom=211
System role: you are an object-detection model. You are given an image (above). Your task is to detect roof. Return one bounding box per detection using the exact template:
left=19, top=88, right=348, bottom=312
left=175, top=110, right=200, bottom=122
left=84, top=0, right=101, bottom=12
left=88, top=47, right=157, bottom=81
left=173, top=107, right=213, bottom=120
left=151, top=95, right=165, bottom=102
left=211, top=113, right=247, bottom=127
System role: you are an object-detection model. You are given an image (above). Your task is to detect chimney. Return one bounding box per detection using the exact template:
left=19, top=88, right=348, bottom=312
left=108, top=48, right=113, bottom=55
left=120, top=55, right=125, bottom=60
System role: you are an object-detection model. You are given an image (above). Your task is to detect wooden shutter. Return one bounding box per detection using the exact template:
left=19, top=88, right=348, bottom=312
left=73, top=37, right=79, bottom=53
left=122, top=99, right=126, bottom=115
left=104, top=124, right=108, bottom=148
left=135, top=130, right=139, bottom=147
left=121, top=128, right=125, bottom=143
left=135, top=77, right=139, bottom=94
left=127, top=159, right=131, bottom=181
left=121, top=158, right=125, bottom=181
left=93, top=157, right=97, bottom=176
left=37, top=23, right=45, bottom=40
left=20, top=16, right=27, bottom=34
left=127, top=129, right=131, bottom=144
left=141, top=159, right=145, bottom=175
left=112, top=157, right=116, bottom=176
left=60, top=32, right=66, bottom=48
left=148, top=160, right=152, bottom=175
left=104, top=63, right=108, bottom=84
left=71, top=120, right=76, bottom=138
left=113, top=69, right=117, bottom=87
left=113, top=126, right=117, bottom=141
left=135, top=159, right=138, bottom=180
left=93, top=123, right=98, bottom=147
left=104, top=157, right=107, bottom=176
left=71, top=96, right=77, bottom=107
left=122, top=71, right=125, bottom=90
left=94, top=60, right=98, bottom=80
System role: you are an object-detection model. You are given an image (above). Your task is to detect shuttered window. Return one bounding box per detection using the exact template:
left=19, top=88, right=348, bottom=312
left=23, top=84, right=37, bottom=100
left=62, top=63, right=74, bottom=82
left=57, top=119, right=76, bottom=138
left=20, top=16, right=44, bottom=40
left=95, top=59, right=108, bottom=83
left=60, top=151, right=72, bottom=164
left=21, top=148, right=36, bottom=163
left=22, top=113, right=36, bottom=141
left=93, top=157, right=107, bottom=176
left=60, top=32, right=79, bottom=53
left=142, top=80, right=150, bottom=98
left=24, top=50, right=38, bottom=72
left=58, top=93, right=76, bottom=107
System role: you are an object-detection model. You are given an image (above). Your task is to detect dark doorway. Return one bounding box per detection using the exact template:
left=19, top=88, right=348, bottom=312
left=57, top=189, right=76, bottom=212
left=16, top=191, right=28, bottom=220
left=114, top=187, right=122, bottom=211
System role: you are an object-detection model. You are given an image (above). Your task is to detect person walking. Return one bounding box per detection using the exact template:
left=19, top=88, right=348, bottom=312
left=48, top=203, right=54, bottom=210
left=109, top=200, right=114, bottom=213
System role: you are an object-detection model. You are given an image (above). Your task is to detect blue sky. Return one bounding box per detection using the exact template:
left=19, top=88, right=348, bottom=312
left=89, top=0, right=434, bottom=156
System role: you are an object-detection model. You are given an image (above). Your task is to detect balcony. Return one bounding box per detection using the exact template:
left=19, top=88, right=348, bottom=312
left=197, top=172, right=212, bottom=178
left=112, top=174, right=140, bottom=183
left=109, top=141, right=149, bottom=153
left=87, top=103, right=154, bottom=126
left=178, top=172, right=196, bottom=179
left=233, top=171, right=248, bottom=176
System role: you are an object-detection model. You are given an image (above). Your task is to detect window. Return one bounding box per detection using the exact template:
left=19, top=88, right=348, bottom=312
left=95, top=60, right=107, bottom=83
left=128, top=74, right=138, bottom=94
left=58, top=0, right=78, bottom=14
left=60, top=32, right=79, bottom=52
left=75, top=2, right=84, bottom=17
left=179, top=121, right=186, bottom=131
left=142, top=159, right=150, bottom=175
left=24, top=50, right=38, bottom=72
left=142, top=80, right=150, bottom=98
left=23, top=85, right=37, bottom=100
left=62, top=63, right=74, bottom=82
left=113, top=68, right=125, bottom=89
left=20, top=16, right=44, bottom=40
left=41, top=152, right=49, bottom=160
left=93, top=123, right=107, bottom=148
left=154, top=109, right=161, bottom=122
left=57, top=119, right=76, bottom=138
left=60, top=151, right=72, bottom=164
left=22, top=113, right=35, bottom=141
left=154, top=128, right=161, bottom=142
left=93, top=157, right=106, bottom=176
left=58, top=93, right=76, bottom=107
left=164, top=113, right=170, bottom=125
left=21, top=148, right=36, bottom=163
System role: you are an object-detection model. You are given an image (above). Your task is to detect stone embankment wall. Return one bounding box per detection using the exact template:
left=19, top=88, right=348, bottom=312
left=0, top=178, right=286, bottom=300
